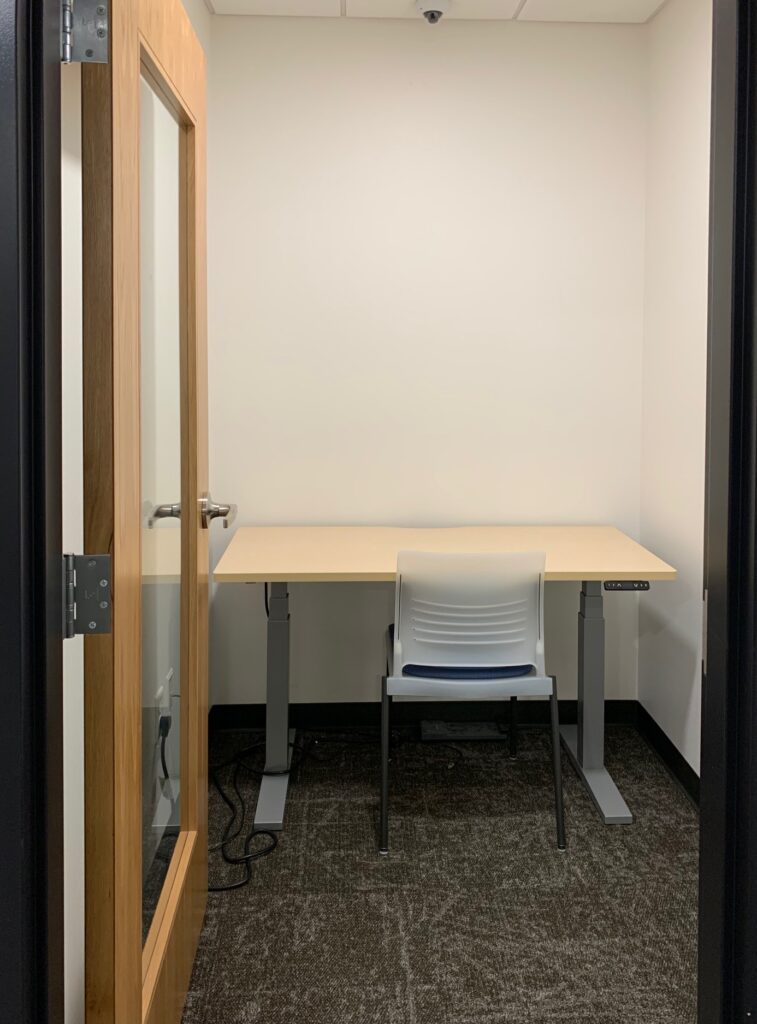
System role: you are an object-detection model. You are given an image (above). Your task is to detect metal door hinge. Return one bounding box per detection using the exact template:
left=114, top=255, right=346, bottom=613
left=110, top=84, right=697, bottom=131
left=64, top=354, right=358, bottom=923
left=64, top=554, right=112, bottom=639
left=61, top=0, right=109, bottom=64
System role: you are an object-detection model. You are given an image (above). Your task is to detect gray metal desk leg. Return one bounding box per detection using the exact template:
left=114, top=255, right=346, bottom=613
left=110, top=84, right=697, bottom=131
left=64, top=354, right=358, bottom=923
left=254, top=582, right=295, bottom=832
left=560, top=581, right=633, bottom=824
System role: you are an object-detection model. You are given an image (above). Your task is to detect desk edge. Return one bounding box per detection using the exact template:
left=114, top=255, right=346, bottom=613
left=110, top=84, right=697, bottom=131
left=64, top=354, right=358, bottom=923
left=213, top=569, right=678, bottom=584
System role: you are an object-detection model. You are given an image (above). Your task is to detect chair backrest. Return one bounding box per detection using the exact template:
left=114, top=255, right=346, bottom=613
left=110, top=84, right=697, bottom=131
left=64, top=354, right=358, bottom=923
left=392, top=550, right=546, bottom=676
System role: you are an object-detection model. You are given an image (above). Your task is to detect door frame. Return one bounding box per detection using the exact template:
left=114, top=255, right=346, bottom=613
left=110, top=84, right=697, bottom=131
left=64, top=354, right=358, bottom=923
left=1, top=0, right=755, bottom=1021
left=0, top=1, right=64, bottom=1022
left=701, top=0, right=757, bottom=1019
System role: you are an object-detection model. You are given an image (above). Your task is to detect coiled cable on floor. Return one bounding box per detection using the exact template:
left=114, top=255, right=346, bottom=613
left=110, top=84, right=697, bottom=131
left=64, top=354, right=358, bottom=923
left=207, top=730, right=463, bottom=892
left=208, top=737, right=315, bottom=892
left=208, top=741, right=278, bottom=893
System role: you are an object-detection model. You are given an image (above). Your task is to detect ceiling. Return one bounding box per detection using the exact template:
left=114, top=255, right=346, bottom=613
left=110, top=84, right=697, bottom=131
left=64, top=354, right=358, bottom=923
left=208, top=0, right=668, bottom=23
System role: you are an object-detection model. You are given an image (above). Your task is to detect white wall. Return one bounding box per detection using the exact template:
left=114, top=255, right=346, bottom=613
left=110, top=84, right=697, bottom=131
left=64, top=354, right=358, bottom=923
left=638, top=0, right=712, bottom=773
left=207, top=16, right=648, bottom=706
left=61, top=61, right=84, bottom=1024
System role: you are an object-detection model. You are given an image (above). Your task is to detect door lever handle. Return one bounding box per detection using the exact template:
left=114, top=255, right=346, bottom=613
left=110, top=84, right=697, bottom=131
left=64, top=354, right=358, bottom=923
left=200, top=494, right=237, bottom=530
left=147, top=502, right=181, bottom=528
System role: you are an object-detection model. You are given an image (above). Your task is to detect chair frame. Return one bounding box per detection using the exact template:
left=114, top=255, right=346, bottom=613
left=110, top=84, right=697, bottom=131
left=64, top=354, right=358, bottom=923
left=379, top=550, right=566, bottom=854
left=379, top=672, right=566, bottom=853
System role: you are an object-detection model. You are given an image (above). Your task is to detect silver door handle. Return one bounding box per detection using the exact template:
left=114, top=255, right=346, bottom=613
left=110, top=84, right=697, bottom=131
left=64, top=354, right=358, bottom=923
left=200, top=494, right=237, bottom=530
left=148, top=502, right=181, bottom=528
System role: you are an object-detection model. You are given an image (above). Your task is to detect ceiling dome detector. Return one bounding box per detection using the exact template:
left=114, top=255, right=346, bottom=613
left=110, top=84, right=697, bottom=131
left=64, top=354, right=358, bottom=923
left=416, top=0, right=451, bottom=24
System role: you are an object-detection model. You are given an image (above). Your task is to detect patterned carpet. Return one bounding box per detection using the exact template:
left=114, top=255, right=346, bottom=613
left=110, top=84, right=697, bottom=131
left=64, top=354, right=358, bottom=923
left=182, top=725, right=699, bottom=1024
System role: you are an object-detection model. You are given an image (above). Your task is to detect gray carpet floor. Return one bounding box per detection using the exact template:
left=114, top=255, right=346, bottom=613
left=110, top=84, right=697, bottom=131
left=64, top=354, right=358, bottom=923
left=182, top=725, right=699, bottom=1024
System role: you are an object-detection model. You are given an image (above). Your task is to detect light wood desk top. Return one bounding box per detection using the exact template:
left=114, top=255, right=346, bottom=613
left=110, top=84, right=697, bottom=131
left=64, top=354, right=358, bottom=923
left=214, top=525, right=676, bottom=584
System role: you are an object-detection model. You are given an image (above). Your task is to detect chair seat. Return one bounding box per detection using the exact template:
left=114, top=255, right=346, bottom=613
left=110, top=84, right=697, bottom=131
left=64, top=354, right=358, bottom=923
left=402, top=663, right=533, bottom=680
left=386, top=672, right=554, bottom=699
left=385, top=625, right=551, bottom=697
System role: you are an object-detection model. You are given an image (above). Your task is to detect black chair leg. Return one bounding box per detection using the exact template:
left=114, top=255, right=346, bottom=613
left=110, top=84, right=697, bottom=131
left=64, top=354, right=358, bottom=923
left=509, top=695, right=518, bottom=759
left=380, top=678, right=390, bottom=855
left=549, top=678, right=566, bottom=850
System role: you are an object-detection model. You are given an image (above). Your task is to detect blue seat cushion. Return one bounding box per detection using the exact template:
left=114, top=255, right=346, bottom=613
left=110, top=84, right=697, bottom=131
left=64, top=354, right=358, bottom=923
left=401, top=663, right=534, bottom=680
left=388, top=625, right=532, bottom=680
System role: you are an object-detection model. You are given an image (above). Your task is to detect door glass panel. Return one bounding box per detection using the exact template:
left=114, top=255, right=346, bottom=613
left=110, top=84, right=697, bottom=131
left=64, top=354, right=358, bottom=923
left=140, top=73, right=183, bottom=944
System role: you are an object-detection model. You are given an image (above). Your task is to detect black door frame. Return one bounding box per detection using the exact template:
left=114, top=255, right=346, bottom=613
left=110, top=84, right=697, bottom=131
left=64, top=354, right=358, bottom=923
left=701, top=0, right=757, bottom=1020
left=0, top=0, right=755, bottom=1022
left=0, top=1, right=64, bottom=1022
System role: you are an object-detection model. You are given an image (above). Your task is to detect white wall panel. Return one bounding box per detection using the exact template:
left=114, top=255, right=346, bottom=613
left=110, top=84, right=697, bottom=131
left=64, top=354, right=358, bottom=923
left=207, top=16, right=647, bottom=706
left=62, top=62, right=84, bottom=1024
left=638, top=0, right=712, bottom=774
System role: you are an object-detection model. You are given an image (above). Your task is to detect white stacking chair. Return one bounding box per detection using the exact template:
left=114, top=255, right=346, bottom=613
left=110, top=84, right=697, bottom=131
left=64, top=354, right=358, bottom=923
left=379, top=550, right=566, bottom=853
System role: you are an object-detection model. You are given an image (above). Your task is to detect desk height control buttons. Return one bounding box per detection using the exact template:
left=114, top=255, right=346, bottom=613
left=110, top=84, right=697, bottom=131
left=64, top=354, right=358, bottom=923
left=604, top=581, right=650, bottom=592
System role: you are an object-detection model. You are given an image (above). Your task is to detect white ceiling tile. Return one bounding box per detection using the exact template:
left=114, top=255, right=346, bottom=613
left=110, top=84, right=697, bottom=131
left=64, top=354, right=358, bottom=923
left=211, top=0, right=342, bottom=16
left=346, top=0, right=522, bottom=19
left=517, top=0, right=666, bottom=23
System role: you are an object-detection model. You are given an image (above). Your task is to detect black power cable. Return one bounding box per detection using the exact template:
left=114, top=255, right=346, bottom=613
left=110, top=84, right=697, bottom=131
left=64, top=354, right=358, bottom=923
left=208, top=740, right=278, bottom=893
left=208, top=762, right=278, bottom=893
left=207, top=730, right=464, bottom=893
left=160, top=734, right=169, bottom=781
left=208, top=737, right=312, bottom=893
left=158, top=714, right=172, bottom=780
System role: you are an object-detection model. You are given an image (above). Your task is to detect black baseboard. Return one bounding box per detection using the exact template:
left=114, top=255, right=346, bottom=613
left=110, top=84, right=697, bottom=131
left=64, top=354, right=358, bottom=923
left=209, top=698, right=699, bottom=806
left=209, top=698, right=640, bottom=733
left=635, top=703, right=700, bottom=805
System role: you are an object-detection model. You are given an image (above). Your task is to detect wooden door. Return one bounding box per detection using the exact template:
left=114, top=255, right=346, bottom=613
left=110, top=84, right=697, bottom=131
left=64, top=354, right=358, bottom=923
left=81, top=2, right=208, bottom=1021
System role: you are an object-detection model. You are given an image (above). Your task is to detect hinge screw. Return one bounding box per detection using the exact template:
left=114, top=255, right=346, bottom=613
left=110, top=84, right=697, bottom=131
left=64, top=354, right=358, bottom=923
left=88, top=621, right=97, bottom=630
left=100, top=579, right=108, bottom=588
left=100, top=601, right=108, bottom=609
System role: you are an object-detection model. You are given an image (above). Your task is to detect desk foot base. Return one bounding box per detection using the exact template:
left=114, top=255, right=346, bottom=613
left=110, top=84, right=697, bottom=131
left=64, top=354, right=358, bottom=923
left=560, top=724, right=633, bottom=824
left=254, top=728, right=296, bottom=832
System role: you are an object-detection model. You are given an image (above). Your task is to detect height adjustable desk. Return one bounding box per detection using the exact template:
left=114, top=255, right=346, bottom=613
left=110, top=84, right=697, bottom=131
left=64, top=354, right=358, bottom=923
left=214, top=525, right=676, bottom=831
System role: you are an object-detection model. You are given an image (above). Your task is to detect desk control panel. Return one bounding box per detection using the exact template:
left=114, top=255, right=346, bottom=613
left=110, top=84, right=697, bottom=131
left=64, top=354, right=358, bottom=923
left=604, top=580, right=650, bottom=592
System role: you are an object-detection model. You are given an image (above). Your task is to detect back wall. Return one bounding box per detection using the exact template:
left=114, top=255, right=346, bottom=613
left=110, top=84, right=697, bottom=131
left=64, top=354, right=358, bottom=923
left=206, top=16, right=648, bottom=706
left=638, top=0, right=712, bottom=772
